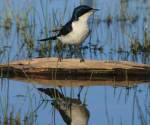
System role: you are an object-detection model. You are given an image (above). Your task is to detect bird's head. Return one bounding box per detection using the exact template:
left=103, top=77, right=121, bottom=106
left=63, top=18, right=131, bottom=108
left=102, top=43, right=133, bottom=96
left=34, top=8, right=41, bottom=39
left=71, top=5, right=99, bottom=21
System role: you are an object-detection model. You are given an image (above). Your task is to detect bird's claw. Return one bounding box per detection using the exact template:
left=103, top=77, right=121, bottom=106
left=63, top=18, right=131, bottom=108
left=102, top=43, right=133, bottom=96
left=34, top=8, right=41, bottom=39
left=58, top=57, right=63, bottom=62
left=80, top=58, right=85, bottom=62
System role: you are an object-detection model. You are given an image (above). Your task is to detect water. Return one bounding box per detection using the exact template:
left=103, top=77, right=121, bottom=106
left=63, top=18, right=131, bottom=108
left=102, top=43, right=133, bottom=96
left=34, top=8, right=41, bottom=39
left=0, top=0, right=150, bottom=125
left=0, top=80, right=149, bottom=125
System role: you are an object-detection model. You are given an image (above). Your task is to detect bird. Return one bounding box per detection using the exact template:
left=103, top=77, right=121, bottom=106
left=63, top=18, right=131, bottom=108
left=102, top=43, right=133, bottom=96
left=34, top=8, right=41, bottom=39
left=38, top=88, right=90, bottom=125
left=38, top=5, right=99, bottom=61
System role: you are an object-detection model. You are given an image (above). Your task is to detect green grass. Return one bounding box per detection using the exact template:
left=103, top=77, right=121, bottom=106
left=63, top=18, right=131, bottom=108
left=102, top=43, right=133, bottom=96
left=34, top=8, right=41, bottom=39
left=0, top=0, right=150, bottom=125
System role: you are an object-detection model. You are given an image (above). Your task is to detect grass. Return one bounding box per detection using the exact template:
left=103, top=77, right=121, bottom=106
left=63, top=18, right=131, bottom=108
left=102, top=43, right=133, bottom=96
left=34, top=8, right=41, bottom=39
left=0, top=0, right=150, bottom=125
left=0, top=80, right=39, bottom=125
left=0, top=0, right=150, bottom=62
left=129, top=23, right=150, bottom=57
left=3, top=16, right=12, bottom=31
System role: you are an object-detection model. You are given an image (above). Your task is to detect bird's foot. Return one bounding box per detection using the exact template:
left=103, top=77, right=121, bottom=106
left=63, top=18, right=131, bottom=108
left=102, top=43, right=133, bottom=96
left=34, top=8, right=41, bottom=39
left=80, top=58, right=85, bottom=62
left=58, top=57, right=63, bottom=62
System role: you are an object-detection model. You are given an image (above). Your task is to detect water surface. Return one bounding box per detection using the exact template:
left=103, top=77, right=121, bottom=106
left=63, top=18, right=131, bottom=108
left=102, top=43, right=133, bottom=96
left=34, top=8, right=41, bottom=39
left=0, top=0, right=150, bottom=125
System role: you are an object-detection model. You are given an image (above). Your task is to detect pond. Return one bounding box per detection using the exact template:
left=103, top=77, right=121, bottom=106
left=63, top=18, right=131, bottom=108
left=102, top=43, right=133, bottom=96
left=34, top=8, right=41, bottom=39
left=0, top=0, right=150, bottom=125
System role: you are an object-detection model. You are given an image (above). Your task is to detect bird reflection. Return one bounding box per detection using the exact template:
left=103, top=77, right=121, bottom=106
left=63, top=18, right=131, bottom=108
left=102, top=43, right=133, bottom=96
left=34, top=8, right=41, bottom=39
left=38, top=88, right=90, bottom=125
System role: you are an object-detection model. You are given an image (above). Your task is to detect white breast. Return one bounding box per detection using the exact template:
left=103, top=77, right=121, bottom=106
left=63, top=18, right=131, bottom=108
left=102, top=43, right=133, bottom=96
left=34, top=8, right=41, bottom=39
left=71, top=108, right=89, bottom=125
left=65, top=105, right=89, bottom=125
left=58, top=11, right=93, bottom=45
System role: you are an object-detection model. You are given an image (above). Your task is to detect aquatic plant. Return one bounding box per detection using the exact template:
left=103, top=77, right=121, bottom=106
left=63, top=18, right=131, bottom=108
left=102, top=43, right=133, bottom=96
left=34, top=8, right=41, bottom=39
left=98, top=46, right=104, bottom=54
left=130, top=39, right=142, bottom=55
left=106, top=14, right=113, bottom=27
left=3, top=16, right=12, bottom=31
left=143, top=24, right=150, bottom=52
left=22, top=32, right=35, bottom=58
left=15, top=112, right=21, bottom=125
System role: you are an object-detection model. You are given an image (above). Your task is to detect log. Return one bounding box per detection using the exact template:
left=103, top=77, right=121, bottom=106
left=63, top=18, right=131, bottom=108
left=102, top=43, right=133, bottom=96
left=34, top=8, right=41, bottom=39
left=0, top=57, right=150, bottom=87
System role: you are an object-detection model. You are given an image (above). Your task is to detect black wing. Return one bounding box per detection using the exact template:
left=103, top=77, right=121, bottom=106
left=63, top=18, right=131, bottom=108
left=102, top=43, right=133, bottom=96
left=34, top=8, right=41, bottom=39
left=58, top=20, right=73, bottom=36
left=38, top=21, right=72, bottom=41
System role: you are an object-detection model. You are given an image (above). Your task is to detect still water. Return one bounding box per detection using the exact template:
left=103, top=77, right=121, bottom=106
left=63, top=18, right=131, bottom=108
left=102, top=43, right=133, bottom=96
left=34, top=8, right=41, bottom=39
left=0, top=80, right=149, bottom=125
left=0, top=0, right=150, bottom=125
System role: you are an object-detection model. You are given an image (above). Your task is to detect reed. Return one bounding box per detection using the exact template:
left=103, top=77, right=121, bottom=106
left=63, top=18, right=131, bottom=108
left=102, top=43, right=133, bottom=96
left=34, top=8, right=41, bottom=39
left=0, top=0, right=150, bottom=125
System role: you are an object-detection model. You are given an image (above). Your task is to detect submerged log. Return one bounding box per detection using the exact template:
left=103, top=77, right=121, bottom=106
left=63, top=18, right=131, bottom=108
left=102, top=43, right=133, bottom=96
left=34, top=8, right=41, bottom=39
left=0, top=57, right=150, bottom=87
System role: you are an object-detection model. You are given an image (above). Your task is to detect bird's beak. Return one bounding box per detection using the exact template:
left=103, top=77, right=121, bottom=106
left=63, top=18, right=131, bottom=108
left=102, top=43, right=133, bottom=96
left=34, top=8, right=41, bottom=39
left=92, top=8, right=100, bottom=11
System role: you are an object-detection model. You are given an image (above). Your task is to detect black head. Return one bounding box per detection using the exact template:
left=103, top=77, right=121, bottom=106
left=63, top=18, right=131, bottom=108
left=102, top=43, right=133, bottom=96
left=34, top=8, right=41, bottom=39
left=71, top=5, right=98, bottom=21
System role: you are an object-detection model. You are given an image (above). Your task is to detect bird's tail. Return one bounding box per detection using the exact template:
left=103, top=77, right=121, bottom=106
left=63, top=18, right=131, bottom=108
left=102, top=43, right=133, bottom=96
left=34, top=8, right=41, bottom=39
left=38, top=88, right=64, bottom=99
left=38, top=88, right=82, bottom=111
left=38, top=36, right=57, bottom=41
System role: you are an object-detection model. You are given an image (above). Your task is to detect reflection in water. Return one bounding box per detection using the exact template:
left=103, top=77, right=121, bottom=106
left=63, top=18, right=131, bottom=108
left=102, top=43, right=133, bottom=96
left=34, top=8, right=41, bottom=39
left=38, top=88, right=89, bottom=125
left=0, top=79, right=149, bottom=125
left=0, top=0, right=150, bottom=124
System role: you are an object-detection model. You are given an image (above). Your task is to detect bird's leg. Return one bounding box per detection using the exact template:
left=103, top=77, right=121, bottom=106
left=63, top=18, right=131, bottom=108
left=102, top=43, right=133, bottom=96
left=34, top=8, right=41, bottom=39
left=79, top=45, right=85, bottom=62
left=58, top=53, right=63, bottom=62
left=57, top=44, right=65, bottom=62
left=77, top=86, right=83, bottom=100
left=80, top=58, right=85, bottom=62
left=58, top=56, right=63, bottom=62
left=75, top=44, right=84, bottom=62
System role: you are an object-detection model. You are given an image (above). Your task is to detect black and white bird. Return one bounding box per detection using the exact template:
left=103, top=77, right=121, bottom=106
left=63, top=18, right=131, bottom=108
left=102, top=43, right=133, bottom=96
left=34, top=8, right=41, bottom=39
left=38, top=5, right=99, bottom=61
left=38, top=88, right=90, bottom=125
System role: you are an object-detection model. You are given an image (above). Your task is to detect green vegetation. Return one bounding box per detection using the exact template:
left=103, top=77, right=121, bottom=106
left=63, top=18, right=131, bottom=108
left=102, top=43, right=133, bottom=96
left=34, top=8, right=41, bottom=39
left=0, top=0, right=149, bottom=125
